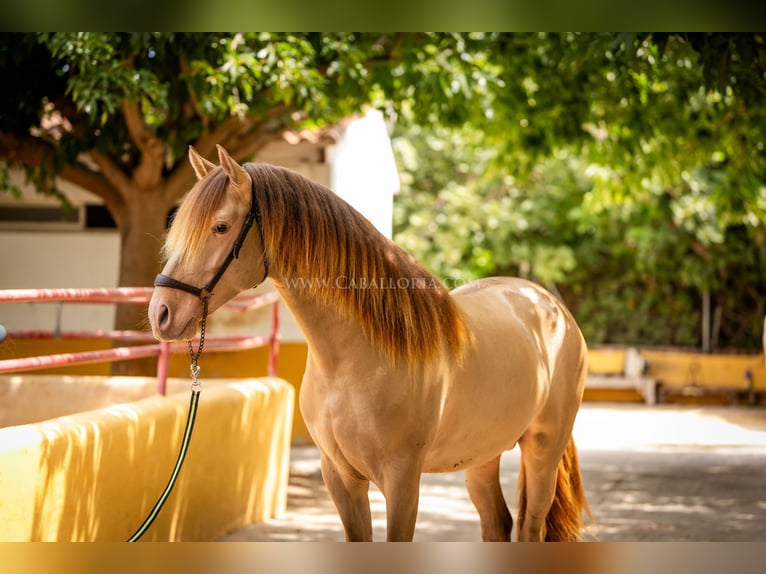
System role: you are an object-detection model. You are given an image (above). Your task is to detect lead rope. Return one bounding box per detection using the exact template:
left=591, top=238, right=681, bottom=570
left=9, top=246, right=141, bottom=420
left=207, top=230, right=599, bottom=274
left=127, top=298, right=208, bottom=542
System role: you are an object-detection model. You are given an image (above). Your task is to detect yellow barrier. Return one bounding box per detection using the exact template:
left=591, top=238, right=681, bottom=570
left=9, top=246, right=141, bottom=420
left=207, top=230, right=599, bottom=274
left=587, top=348, right=627, bottom=375
left=0, top=376, right=293, bottom=541
left=583, top=346, right=766, bottom=404
left=586, top=347, right=766, bottom=388
left=640, top=349, right=766, bottom=390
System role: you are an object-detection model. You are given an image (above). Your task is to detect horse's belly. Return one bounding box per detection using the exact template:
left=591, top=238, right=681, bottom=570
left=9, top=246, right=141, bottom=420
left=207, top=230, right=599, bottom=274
left=421, top=426, right=524, bottom=473
left=421, top=278, right=559, bottom=473
left=421, top=351, right=545, bottom=472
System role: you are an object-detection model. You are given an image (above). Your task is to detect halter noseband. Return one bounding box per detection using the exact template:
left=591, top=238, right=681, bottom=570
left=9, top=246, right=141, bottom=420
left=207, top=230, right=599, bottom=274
left=154, top=176, right=270, bottom=302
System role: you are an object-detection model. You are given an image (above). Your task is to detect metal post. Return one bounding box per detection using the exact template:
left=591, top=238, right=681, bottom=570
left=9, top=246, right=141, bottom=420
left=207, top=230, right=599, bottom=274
left=157, top=340, right=170, bottom=396
left=702, top=290, right=711, bottom=354
left=268, top=301, right=279, bottom=377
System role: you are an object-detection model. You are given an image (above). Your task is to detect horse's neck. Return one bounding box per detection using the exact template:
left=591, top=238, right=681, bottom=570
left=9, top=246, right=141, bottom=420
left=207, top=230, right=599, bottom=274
left=271, top=280, right=374, bottom=373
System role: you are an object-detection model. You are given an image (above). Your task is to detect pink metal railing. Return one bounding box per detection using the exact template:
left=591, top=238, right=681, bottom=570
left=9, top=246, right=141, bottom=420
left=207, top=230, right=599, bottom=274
left=0, top=288, right=280, bottom=395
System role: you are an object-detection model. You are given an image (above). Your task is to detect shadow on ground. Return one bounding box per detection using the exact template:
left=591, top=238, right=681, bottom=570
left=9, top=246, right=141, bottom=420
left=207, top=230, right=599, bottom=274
left=220, top=404, right=766, bottom=542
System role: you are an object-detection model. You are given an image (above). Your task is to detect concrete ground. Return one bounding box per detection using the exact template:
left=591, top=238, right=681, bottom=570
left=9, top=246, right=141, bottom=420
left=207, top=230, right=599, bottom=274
left=219, top=403, right=766, bottom=542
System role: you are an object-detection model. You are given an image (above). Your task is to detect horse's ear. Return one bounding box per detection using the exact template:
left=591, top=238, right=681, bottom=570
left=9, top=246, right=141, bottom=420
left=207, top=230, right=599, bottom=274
left=216, top=144, right=251, bottom=190
left=188, top=146, right=216, bottom=180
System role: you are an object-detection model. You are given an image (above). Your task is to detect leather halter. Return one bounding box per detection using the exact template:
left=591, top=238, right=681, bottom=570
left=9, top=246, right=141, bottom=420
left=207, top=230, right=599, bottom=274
left=154, top=177, right=270, bottom=301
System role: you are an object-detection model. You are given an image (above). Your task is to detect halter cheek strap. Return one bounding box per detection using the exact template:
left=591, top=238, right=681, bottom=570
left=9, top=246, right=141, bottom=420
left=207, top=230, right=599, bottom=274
left=154, top=176, right=269, bottom=302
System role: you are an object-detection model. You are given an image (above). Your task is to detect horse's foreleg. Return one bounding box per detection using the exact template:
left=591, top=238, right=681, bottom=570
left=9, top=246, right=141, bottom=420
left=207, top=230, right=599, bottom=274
left=464, top=455, right=513, bottom=541
left=381, top=461, right=422, bottom=541
left=320, top=455, right=373, bottom=541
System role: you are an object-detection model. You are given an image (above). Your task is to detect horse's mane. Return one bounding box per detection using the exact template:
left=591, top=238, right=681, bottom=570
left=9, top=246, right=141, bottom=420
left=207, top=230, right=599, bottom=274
left=165, top=162, right=471, bottom=367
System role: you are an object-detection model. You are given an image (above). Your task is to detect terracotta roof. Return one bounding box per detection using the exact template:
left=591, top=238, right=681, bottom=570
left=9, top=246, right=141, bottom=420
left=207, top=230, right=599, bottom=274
left=280, top=122, right=346, bottom=146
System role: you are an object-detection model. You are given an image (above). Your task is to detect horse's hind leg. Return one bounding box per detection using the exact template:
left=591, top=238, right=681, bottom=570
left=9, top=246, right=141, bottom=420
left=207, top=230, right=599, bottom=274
left=517, top=427, right=588, bottom=541
left=516, top=431, right=567, bottom=541
left=320, top=454, right=373, bottom=541
left=516, top=321, right=589, bottom=542
left=464, top=455, right=513, bottom=541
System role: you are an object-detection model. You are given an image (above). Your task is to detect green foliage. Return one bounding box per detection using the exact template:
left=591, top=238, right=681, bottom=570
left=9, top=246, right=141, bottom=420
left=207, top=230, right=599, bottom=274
left=41, top=33, right=167, bottom=125
left=394, top=121, right=766, bottom=350
left=0, top=164, right=21, bottom=199
left=393, top=34, right=766, bottom=355
left=1, top=32, right=502, bottom=181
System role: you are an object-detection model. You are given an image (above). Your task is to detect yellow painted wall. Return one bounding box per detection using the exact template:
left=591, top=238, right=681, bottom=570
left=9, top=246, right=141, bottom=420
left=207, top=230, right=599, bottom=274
left=0, top=377, right=293, bottom=541
left=1, top=338, right=312, bottom=443
left=0, top=338, right=113, bottom=376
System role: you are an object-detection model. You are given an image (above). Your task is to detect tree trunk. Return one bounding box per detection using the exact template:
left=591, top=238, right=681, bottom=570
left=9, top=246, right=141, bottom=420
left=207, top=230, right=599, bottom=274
left=110, top=193, right=171, bottom=376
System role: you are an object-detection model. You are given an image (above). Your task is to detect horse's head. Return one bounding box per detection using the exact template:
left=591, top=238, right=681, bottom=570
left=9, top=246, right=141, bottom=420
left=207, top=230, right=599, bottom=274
left=148, top=145, right=268, bottom=342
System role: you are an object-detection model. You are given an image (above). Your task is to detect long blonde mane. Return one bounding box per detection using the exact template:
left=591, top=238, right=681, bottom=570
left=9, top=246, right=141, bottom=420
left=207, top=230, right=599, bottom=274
left=165, top=162, right=471, bottom=367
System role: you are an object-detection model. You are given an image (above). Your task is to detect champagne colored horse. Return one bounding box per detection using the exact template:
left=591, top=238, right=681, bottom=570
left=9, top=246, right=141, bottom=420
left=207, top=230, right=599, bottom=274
left=149, top=145, right=592, bottom=541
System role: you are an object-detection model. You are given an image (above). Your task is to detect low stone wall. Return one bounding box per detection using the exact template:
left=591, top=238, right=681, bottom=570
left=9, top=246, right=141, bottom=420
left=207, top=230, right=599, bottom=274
left=0, top=375, right=293, bottom=541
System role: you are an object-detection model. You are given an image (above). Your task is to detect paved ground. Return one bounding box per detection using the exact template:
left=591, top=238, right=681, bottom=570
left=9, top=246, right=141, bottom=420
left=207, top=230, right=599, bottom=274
left=220, top=403, right=766, bottom=542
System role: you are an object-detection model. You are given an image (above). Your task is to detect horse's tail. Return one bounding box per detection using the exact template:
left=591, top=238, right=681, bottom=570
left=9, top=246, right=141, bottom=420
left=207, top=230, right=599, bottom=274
left=517, top=435, right=593, bottom=541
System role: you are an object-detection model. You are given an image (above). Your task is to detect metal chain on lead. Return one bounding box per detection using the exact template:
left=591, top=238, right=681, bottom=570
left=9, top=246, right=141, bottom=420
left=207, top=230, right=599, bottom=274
left=187, top=297, right=208, bottom=391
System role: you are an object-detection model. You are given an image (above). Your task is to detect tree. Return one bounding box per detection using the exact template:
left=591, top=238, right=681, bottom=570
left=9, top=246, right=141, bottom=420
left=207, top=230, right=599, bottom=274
left=393, top=33, right=766, bottom=351
left=0, top=32, right=498, bottom=373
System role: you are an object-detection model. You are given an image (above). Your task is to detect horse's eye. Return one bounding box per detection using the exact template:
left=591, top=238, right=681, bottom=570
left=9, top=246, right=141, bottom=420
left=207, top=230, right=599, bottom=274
left=214, top=222, right=229, bottom=234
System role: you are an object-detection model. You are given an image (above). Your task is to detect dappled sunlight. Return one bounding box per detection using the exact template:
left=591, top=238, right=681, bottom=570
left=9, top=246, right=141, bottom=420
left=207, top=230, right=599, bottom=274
left=369, top=481, right=482, bottom=541
left=222, top=445, right=486, bottom=542
left=221, top=378, right=294, bottom=526
left=101, top=403, right=154, bottom=461
left=23, top=397, right=188, bottom=541
left=571, top=405, right=766, bottom=541
left=0, top=377, right=293, bottom=541
left=609, top=499, right=714, bottom=515
left=221, top=452, right=345, bottom=541
left=582, top=451, right=766, bottom=541
left=224, top=404, right=766, bottom=542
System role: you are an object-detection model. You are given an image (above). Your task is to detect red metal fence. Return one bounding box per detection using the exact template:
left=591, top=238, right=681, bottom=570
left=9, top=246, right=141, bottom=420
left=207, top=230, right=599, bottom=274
left=0, top=287, right=280, bottom=395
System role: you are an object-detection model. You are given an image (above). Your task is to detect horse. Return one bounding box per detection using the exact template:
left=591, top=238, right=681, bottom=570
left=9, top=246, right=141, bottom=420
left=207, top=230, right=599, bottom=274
left=148, top=144, right=592, bottom=542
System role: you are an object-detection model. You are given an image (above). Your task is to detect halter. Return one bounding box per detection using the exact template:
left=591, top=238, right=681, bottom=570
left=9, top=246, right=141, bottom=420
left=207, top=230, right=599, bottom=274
left=154, top=176, right=270, bottom=362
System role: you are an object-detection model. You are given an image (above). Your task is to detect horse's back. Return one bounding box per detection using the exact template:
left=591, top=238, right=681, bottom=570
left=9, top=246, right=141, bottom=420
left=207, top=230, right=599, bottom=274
left=422, top=277, right=586, bottom=473
left=451, top=276, right=584, bottom=369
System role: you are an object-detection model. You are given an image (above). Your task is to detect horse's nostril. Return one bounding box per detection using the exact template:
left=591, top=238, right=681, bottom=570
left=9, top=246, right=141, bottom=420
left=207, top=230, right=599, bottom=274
left=158, top=304, right=170, bottom=329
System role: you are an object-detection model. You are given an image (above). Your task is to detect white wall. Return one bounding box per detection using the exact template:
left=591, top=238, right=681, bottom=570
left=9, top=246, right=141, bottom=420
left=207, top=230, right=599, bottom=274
left=0, top=230, right=120, bottom=330
left=326, top=109, right=400, bottom=239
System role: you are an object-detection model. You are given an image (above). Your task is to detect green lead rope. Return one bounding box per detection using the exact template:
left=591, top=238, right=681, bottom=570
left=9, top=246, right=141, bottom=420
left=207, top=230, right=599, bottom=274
left=127, top=387, right=201, bottom=542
